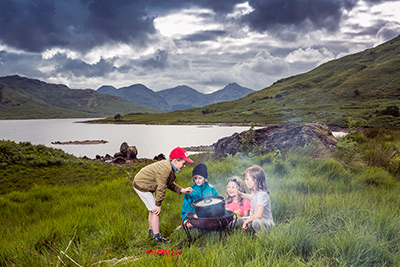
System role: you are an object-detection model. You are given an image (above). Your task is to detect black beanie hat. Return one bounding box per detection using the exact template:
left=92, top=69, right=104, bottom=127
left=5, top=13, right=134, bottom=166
left=192, top=163, right=208, bottom=179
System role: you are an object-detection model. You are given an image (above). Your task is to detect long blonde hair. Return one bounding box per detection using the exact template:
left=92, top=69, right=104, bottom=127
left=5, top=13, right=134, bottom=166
left=224, top=176, right=247, bottom=205
left=244, top=165, right=269, bottom=194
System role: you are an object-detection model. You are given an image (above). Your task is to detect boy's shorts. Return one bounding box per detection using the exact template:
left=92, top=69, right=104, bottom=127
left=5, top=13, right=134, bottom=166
left=134, top=188, right=156, bottom=211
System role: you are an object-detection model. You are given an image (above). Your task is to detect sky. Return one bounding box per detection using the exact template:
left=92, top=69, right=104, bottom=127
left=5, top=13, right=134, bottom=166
left=0, top=0, right=399, bottom=93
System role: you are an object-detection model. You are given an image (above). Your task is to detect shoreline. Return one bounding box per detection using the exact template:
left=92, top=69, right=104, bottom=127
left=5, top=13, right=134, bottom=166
left=80, top=119, right=351, bottom=132
left=51, top=140, right=108, bottom=145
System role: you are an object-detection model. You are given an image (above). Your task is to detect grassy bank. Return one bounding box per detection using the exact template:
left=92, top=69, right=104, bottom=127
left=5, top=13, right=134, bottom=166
left=1, top=129, right=400, bottom=266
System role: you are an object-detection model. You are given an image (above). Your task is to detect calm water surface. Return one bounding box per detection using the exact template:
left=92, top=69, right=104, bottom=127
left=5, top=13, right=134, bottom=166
left=0, top=119, right=251, bottom=158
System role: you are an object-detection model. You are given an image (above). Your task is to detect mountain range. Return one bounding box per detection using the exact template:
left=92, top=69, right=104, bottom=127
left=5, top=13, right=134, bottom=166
left=0, top=76, right=253, bottom=119
left=0, top=75, right=160, bottom=119
left=99, top=34, right=400, bottom=128
left=96, top=83, right=254, bottom=111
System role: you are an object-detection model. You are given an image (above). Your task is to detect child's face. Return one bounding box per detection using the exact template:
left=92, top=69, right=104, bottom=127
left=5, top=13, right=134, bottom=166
left=244, top=173, right=256, bottom=191
left=226, top=181, right=239, bottom=197
left=193, top=175, right=206, bottom=186
left=173, top=159, right=187, bottom=171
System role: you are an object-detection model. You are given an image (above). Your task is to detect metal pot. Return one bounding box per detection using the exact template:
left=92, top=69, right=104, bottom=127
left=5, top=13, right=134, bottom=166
left=186, top=210, right=235, bottom=231
left=192, top=196, right=225, bottom=218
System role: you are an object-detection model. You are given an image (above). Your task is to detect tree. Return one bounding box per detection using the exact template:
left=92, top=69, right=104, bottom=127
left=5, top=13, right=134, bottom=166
left=381, top=106, right=399, bottom=117
left=114, top=113, right=123, bottom=121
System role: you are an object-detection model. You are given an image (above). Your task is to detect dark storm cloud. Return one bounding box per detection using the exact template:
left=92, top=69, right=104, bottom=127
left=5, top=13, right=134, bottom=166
left=0, top=51, right=45, bottom=77
left=0, top=0, right=396, bottom=54
left=141, top=49, right=169, bottom=69
left=242, top=0, right=359, bottom=33
left=0, top=0, right=156, bottom=53
left=146, top=0, right=242, bottom=15
left=181, top=30, right=227, bottom=42
left=51, top=53, right=116, bottom=77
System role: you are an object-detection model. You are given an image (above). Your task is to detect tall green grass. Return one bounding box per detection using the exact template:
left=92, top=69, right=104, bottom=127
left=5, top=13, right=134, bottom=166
left=1, top=133, right=400, bottom=266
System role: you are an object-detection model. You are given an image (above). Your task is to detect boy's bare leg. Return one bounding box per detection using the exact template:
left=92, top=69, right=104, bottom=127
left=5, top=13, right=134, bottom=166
left=151, top=213, right=160, bottom=234
left=148, top=211, right=153, bottom=231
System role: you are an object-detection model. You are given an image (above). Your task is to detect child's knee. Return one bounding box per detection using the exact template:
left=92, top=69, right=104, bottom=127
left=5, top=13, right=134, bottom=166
left=251, top=219, right=268, bottom=232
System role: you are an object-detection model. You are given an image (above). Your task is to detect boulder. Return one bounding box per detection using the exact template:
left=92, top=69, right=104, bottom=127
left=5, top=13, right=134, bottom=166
left=153, top=153, right=166, bottom=161
left=120, top=142, right=129, bottom=157
left=113, top=157, right=126, bottom=164
left=127, top=146, right=138, bottom=159
left=213, top=123, right=338, bottom=156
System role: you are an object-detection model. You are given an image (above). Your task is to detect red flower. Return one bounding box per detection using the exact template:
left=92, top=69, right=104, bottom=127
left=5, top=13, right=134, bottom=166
left=145, top=249, right=182, bottom=258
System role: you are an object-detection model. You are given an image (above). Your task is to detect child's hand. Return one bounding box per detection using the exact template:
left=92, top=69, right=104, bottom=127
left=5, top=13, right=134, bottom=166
left=184, top=220, right=193, bottom=228
left=242, top=220, right=249, bottom=230
left=152, top=205, right=161, bottom=215
left=181, top=187, right=193, bottom=194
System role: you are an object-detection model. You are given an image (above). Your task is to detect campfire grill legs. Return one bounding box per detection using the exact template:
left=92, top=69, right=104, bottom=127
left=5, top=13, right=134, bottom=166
left=182, top=214, right=237, bottom=247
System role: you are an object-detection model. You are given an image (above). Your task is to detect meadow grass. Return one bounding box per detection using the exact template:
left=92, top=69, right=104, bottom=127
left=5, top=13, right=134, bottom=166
left=1, top=132, right=400, bottom=266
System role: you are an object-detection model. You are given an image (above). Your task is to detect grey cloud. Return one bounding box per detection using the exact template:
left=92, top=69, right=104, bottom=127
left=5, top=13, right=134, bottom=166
left=242, top=0, right=358, bottom=33
left=0, top=0, right=156, bottom=53
left=181, top=30, right=227, bottom=42
left=141, top=49, right=169, bottom=69
left=52, top=54, right=116, bottom=77
left=1, top=0, right=395, bottom=54
left=146, top=0, right=242, bottom=15
left=0, top=51, right=47, bottom=77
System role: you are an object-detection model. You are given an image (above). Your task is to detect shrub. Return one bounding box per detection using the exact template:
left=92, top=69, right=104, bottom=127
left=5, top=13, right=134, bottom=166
left=357, top=167, right=395, bottom=187
left=312, top=158, right=350, bottom=181
left=362, top=143, right=396, bottom=168
left=389, top=154, right=400, bottom=179
left=273, top=161, right=289, bottom=178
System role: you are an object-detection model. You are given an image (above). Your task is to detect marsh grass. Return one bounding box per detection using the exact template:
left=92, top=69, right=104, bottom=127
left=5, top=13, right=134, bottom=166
left=1, top=135, right=400, bottom=266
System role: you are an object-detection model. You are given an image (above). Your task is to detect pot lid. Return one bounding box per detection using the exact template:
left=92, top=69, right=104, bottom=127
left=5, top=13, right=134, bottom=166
left=193, top=196, right=224, bottom=207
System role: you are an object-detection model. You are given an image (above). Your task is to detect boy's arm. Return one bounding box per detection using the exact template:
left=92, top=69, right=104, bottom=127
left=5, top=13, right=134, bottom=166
left=155, top=170, right=171, bottom=206
left=167, top=182, right=183, bottom=194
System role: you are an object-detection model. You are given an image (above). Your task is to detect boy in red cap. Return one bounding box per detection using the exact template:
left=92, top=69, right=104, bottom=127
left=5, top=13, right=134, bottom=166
left=133, top=147, right=194, bottom=243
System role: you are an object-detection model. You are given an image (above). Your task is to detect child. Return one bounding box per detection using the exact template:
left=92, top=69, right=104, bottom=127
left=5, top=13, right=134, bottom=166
left=181, top=163, right=219, bottom=227
left=133, top=147, right=194, bottom=243
left=235, top=165, right=274, bottom=233
left=224, top=176, right=250, bottom=218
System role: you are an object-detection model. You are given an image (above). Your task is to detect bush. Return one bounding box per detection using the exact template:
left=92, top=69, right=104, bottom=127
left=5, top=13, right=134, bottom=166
left=389, top=154, right=400, bottom=179
left=312, top=158, right=350, bottom=181
left=362, top=143, right=396, bottom=168
left=357, top=167, right=395, bottom=187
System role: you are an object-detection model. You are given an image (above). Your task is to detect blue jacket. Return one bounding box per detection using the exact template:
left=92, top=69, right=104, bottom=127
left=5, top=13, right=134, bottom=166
left=181, top=182, right=219, bottom=221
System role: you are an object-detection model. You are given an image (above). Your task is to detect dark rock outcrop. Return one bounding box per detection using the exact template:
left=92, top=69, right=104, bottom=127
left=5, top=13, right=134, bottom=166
left=153, top=153, right=166, bottom=160
left=115, top=142, right=137, bottom=159
left=213, top=123, right=338, bottom=156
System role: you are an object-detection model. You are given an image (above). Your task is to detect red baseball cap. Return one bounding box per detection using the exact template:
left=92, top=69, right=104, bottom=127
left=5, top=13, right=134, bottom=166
left=169, top=147, right=194, bottom=163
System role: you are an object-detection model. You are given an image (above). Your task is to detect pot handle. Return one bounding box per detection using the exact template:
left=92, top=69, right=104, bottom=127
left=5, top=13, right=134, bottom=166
left=204, top=198, right=212, bottom=204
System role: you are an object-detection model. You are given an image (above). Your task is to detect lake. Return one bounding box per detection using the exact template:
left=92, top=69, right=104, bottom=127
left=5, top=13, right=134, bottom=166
left=0, top=119, right=254, bottom=159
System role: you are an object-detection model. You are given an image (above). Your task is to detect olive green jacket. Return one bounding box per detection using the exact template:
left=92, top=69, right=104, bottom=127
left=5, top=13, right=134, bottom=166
left=133, top=159, right=182, bottom=206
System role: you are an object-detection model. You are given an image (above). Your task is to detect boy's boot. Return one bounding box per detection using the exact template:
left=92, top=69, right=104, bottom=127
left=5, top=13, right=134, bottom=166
left=153, top=233, right=169, bottom=244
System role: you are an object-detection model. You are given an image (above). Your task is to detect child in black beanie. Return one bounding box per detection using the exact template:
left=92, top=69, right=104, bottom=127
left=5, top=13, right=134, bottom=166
left=180, top=163, right=219, bottom=227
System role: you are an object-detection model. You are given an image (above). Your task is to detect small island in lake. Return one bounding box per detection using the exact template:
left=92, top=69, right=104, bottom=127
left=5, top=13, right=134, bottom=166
left=51, top=140, right=108, bottom=145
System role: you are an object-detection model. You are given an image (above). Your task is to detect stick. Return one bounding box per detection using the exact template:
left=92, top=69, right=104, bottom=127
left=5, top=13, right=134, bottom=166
left=56, top=231, right=77, bottom=267
left=60, top=251, right=83, bottom=267
left=89, top=256, right=140, bottom=266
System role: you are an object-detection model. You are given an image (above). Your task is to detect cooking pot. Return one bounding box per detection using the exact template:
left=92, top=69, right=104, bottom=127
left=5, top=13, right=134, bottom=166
left=192, top=196, right=225, bottom=218
left=186, top=210, right=235, bottom=231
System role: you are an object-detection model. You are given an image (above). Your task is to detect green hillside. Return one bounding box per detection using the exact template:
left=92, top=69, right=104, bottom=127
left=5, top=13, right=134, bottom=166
left=0, top=75, right=161, bottom=119
left=100, top=35, right=400, bottom=128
